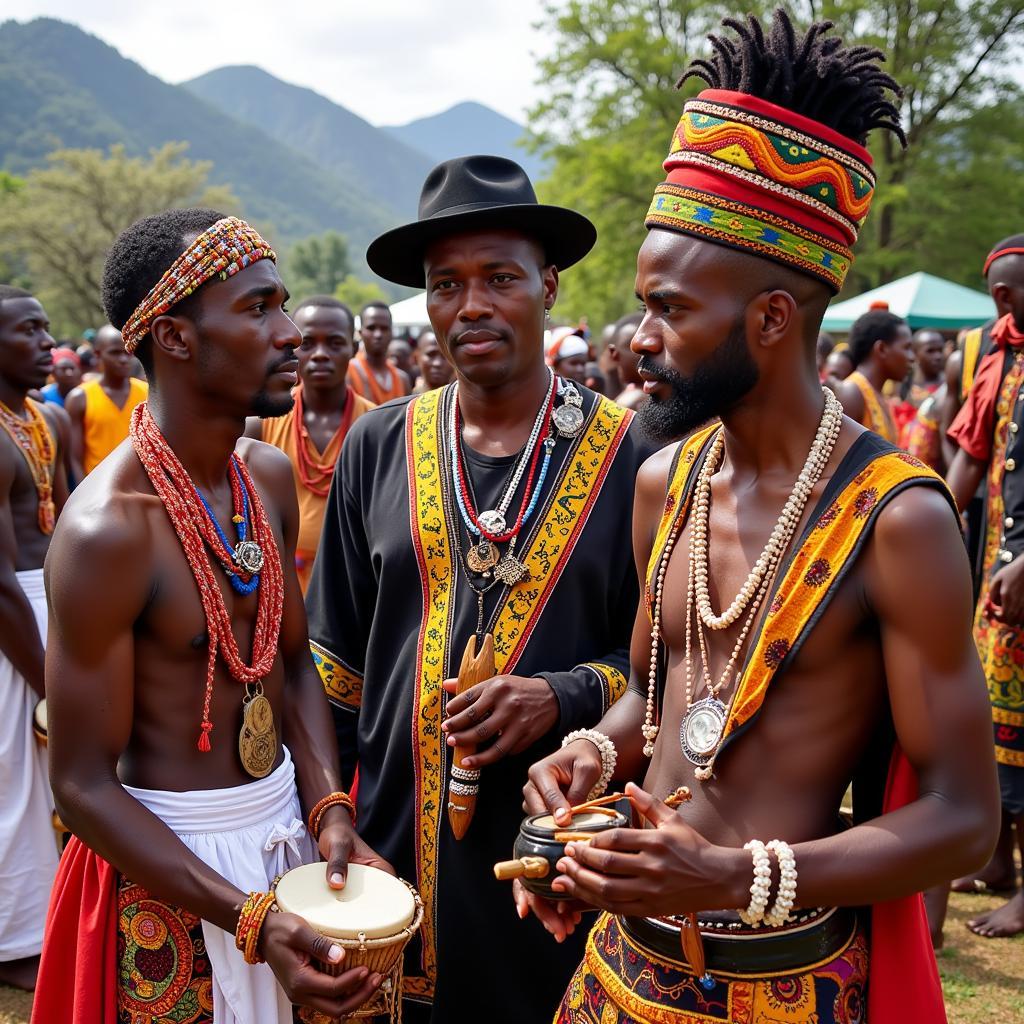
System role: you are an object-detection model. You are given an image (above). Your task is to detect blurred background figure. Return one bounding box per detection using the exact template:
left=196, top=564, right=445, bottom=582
left=545, top=326, right=588, bottom=384
left=412, top=330, right=454, bottom=394
left=39, top=347, right=82, bottom=408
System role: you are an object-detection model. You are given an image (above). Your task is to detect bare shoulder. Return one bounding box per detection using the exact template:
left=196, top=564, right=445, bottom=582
left=38, top=400, right=70, bottom=441
left=49, top=447, right=155, bottom=570
left=64, top=385, right=87, bottom=414
left=636, top=441, right=678, bottom=500
left=871, top=481, right=958, bottom=548
left=235, top=435, right=295, bottom=503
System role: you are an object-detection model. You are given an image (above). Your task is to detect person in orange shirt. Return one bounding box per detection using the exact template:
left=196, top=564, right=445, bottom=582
left=832, top=310, right=912, bottom=444
left=65, top=324, right=148, bottom=478
left=347, top=302, right=409, bottom=404
left=246, top=296, right=374, bottom=592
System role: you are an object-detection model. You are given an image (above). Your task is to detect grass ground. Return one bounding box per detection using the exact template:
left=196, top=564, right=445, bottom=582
left=1, top=891, right=1020, bottom=1022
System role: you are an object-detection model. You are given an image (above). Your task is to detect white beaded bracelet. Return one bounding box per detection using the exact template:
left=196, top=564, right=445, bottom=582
left=561, top=729, right=617, bottom=801
left=739, top=840, right=772, bottom=927
left=764, top=839, right=798, bottom=927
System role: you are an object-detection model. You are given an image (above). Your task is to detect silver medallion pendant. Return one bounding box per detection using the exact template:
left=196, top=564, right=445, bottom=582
left=233, top=539, right=265, bottom=575
left=477, top=509, right=507, bottom=535
left=679, top=697, right=727, bottom=766
left=554, top=382, right=585, bottom=438
left=494, top=555, right=530, bottom=586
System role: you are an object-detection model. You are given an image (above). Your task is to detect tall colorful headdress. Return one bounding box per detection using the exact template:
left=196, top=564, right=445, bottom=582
left=646, top=89, right=874, bottom=292
left=642, top=8, right=906, bottom=294
left=121, top=216, right=276, bottom=352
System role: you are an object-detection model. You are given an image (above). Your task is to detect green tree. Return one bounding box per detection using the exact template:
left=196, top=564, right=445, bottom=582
left=284, top=230, right=352, bottom=301
left=333, top=274, right=388, bottom=312
left=0, top=143, right=237, bottom=335
left=529, top=0, right=1024, bottom=325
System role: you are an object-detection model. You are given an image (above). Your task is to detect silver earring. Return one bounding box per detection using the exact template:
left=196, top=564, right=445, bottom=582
left=544, top=309, right=551, bottom=323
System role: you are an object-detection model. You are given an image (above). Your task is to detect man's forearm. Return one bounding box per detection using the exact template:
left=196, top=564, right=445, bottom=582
left=284, top=663, right=347, bottom=817
left=56, top=775, right=248, bottom=933
left=0, top=571, right=45, bottom=696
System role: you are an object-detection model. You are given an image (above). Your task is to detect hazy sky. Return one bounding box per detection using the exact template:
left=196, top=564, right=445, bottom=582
left=2, top=0, right=554, bottom=125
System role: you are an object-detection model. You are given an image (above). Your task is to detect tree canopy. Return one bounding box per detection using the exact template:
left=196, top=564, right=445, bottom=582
left=530, top=0, right=1024, bottom=329
left=0, top=143, right=236, bottom=336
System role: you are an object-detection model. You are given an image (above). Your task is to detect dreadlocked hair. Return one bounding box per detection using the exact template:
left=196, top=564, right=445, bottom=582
left=681, top=8, right=905, bottom=148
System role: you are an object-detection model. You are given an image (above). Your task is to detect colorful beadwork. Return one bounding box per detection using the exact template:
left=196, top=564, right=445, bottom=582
left=122, top=217, right=276, bottom=352
left=646, top=183, right=851, bottom=291
left=0, top=398, right=56, bottom=534
left=670, top=104, right=874, bottom=238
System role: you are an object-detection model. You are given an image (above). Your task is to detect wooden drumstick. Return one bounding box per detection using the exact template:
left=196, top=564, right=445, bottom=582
left=448, top=632, right=495, bottom=840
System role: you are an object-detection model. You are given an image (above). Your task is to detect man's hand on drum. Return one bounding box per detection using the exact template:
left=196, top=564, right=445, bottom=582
left=552, top=782, right=741, bottom=918
left=441, top=673, right=559, bottom=767
left=319, top=805, right=395, bottom=891
left=260, top=909, right=384, bottom=1018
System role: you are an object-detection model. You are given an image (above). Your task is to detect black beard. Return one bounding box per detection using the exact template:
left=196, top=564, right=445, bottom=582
left=251, top=389, right=295, bottom=418
left=637, top=319, right=759, bottom=443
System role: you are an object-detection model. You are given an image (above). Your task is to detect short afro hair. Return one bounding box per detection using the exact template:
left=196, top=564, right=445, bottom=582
left=848, top=310, right=907, bottom=366
left=360, top=301, right=391, bottom=322
left=101, top=208, right=226, bottom=376
left=293, top=295, right=355, bottom=332
left=0, top=285, right=33, bottom=310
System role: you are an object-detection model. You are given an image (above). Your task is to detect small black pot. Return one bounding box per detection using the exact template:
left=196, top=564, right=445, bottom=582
left=513, top=808, right=630, bottom=900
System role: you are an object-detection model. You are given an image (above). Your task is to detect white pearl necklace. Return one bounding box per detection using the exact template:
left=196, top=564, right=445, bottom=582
left=641, top=389, right=844, bottom=767
left=694, top=390, right=844, bottom=631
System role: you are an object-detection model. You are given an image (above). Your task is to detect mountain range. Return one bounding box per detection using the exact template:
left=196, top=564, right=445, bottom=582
left=0, top=17, right=543, bottom=272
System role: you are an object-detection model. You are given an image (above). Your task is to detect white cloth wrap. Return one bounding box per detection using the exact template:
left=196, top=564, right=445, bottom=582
left=0, top=568, right=59, bottom=960
left=124, top=746, right=318, bottom=1024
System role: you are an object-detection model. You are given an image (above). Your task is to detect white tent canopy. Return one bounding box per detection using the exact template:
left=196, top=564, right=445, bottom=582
left=389, top=291, right=429, bottom=329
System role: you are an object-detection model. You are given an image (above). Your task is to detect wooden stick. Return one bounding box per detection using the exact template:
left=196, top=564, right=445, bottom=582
left=493, top=856, right=550, bottom=881
left=448, top=632, right=495, bottom=840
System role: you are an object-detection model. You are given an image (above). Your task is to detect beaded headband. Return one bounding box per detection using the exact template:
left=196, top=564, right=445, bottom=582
left=645, top=89, right=876, bottom=292
left=121, top=216, right=277, bottom=353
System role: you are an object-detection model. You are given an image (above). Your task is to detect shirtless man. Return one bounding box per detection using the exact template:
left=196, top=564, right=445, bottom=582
left=518, top=14, right=998, bottom=1023
left=0, top=286, right=69, bottom=991
left=33, top=210, right=385, bottom=1023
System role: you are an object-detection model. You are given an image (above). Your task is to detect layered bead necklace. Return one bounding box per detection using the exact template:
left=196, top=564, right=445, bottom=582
left=0, top=399, right=56, bottom=534
left=130, top=403, right=284, bottom=777
left=292, top=385, right=355, bottom=498
left=449, top=370, right=557, bottom=591
left=643, top=389, right=844, bottom=780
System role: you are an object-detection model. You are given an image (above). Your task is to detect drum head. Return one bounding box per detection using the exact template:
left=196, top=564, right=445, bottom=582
left=275, top=863, right=415, bottom=940
left=33, top=699, right=47, bottom=735
left=528, top=810, right=627, bottom=832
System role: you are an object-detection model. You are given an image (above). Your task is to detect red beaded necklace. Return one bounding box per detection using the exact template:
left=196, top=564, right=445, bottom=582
left=292, top=384, right=354, bottom=498
left=452, top=383, right=556, bottom=544
left=130, top=403, right=284, bottom=751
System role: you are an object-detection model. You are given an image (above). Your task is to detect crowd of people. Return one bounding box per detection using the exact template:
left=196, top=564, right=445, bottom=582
left=0, top=9, right=1017, bottom=1024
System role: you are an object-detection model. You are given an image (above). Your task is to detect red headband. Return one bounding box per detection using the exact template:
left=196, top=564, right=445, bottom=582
left=984, top=247, right=1024, bottom=276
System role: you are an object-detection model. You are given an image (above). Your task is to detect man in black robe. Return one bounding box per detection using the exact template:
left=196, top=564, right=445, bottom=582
left=307, top=156, right=654, bottom=1023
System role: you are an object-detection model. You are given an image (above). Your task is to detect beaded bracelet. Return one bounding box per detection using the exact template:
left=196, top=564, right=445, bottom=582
left=561, top=729, right=618, bottom=801
left=235, top=891, right=277, bottom=964
left=308, top=791, right=356, bottom=840
left=764, top=839, right=798, bottom=927
left=739, top=840, right=772, bottom=927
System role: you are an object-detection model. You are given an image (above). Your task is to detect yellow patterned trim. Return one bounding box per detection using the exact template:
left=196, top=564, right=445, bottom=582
left=848, top=370, right=897, bottom=444
left=723, top=453, right=947, bottom=743
left=961, top=326, right=984, bottom=401
left=310, top=641, right=363, bottom=710
left=405, top=388, right=454, bottom=998
left=996, top=747, right=1024, bottom=767
left=583, top=662, right=629, bottom=714
left=993, top=706, right=1024, bottom=727
left=491, top=396, right=632, bottom=672
left=645, top=425, right=719, bottom=616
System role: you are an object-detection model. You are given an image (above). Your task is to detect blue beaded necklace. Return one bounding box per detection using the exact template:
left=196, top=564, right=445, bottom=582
left=197, top=456, right=261, bottom=596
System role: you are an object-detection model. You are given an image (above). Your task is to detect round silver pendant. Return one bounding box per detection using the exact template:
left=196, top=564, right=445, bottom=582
left=233, top=540, right=265, bottom=575
left=477, top=509, right=507, bottom=535
left=679, top=697, right=727, bottom=766
left=553, top=403, right=585, bottom=438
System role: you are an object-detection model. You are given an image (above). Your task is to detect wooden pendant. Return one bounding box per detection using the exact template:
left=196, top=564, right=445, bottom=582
left=467, top=541, right=500, bottom=573
left=448, top=632, right=495, bottom=840
left=239, top=690, right=277, bottom=779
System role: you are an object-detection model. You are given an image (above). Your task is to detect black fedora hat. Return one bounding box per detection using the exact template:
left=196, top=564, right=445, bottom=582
left=366, top=155, right=597, bottom=288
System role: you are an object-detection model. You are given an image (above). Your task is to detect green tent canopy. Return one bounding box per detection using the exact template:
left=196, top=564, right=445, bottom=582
left=822, top=272, right=994, bottom=332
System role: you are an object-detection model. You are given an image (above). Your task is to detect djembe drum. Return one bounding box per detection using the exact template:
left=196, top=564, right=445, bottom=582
left=494, top=806, right=630, bottom=900
left=274, top=862, right=423, bottom=1023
